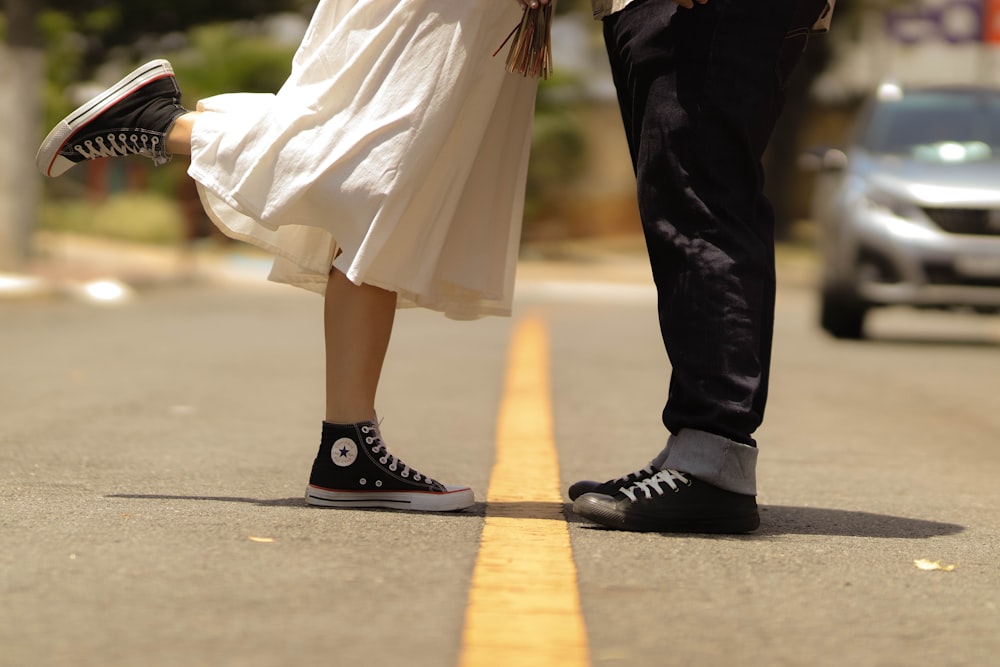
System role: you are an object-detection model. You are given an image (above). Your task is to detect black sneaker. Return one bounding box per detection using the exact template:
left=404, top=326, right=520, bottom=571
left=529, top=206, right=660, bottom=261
left=567, top=464, right=659, bottom=501
left=305, top=421, right=475, bottom=512
left=36, top=59, right=189, bottom=178
left=572, top=469, right=760, bottom=533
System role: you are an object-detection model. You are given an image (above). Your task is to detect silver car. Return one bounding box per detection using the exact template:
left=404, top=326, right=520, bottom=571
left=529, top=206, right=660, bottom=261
left=808, top=84, right=1000, bottom=339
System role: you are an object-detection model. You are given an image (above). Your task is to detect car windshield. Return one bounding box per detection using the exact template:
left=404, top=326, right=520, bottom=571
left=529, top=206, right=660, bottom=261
left=859, top=89, right=1000, bottom=160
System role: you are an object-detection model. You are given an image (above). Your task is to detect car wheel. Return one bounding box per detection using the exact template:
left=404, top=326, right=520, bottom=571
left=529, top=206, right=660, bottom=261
left=820, top=289, right=868, bottom=340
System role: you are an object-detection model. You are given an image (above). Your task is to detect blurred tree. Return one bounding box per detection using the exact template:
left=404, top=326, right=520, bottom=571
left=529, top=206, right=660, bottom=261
left=167, top=21, right=297, bottom=101
left=43, top=0, right=313, bottom=70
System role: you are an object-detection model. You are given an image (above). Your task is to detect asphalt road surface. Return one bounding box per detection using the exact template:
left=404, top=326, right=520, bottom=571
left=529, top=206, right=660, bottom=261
left=2, top=252, right=999, bottom=667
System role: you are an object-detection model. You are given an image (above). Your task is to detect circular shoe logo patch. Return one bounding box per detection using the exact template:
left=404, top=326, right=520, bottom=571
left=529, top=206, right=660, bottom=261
left=330, top=438, right=358, bottom=467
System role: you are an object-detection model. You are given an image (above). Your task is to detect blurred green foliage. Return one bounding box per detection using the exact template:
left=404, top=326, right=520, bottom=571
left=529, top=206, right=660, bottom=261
left=38, top=11, right=87, bottom=133
left=36, top=0, right=311, bottom=70
left=40, top=193, right=186, bottom=244
left=167, top=23, right=295, bottom=102
left=527, top=73, right=588, bottom=223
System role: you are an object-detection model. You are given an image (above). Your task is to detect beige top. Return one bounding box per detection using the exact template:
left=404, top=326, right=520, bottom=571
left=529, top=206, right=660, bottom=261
left=591, top=0, right=634, bottom=20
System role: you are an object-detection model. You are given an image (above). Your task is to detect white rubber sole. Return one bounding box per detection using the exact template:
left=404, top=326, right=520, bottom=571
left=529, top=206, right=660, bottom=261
left=36, top=59, right=175, bottom=177
left=305, top=484, right=475, bottom=512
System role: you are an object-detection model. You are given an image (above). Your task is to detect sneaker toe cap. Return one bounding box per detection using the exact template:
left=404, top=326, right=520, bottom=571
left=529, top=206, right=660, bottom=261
left=567, top=480, right=602, bottom=501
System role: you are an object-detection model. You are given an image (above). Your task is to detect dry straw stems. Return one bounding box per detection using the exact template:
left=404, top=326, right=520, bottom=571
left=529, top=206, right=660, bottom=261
left=495, top=5, right=554, bottom=80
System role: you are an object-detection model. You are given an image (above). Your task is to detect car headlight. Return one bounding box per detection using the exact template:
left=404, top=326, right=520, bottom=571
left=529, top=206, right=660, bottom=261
left=863, top=189, right=923, bottom=219
left=861, top=189, right=939, bottom=239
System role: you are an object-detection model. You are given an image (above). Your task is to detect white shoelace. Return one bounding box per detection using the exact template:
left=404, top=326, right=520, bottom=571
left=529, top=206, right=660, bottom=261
left=360, top=423, right=435, bottom=484
left=614, top=464, right=656, bottom=486
left=619, top=469, right=691, bottom=502
left=74, top=132, right=168, bottom=165
left=600, top=464, right=659, bottom=495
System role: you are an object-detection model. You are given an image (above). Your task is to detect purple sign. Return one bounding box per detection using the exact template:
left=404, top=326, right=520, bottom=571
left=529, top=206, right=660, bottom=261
left=887, top=0, right=984, bottom=44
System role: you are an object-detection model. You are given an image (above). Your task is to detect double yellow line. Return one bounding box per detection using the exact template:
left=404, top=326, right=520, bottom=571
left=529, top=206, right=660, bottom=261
left=459, top=316, right=590, bottom=666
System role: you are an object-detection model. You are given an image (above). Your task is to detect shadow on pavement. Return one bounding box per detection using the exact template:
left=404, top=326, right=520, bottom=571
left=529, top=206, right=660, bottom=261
left=852, top=336, right=999, bottom=348
left=568, top=504, right=963, bottom=539
left=106, top=495, right=964, bottom=539
left=575, top=506, right=964, bottom=539
left=756, top=505, right=964, bottom=538
left=108, top=494, right=307, bottom=508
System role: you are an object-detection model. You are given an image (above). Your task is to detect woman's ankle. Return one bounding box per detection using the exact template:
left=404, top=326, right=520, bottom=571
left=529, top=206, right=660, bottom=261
left=165, top=112, right=197, bottom=155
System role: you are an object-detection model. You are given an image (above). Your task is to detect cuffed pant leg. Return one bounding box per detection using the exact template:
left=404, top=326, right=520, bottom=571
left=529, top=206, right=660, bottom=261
left=652, top=429, right=759, bottom=495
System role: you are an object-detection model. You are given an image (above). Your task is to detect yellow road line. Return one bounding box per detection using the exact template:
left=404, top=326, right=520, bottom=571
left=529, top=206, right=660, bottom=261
left=459, top=316, right=590, bottom=667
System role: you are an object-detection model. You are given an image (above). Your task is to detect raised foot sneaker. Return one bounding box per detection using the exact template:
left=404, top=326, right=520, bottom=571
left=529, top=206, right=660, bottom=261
left=572, top=469, right=760, bottom=534
left=305, top=420, right=474, bottom=512
left=567, top=464, right=659, bottom=501
left=36, top=59, right=189, bottom=178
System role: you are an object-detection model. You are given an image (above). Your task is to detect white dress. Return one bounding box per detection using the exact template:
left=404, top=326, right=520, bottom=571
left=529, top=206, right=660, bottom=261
left=188, top=0, right=538, bottom=319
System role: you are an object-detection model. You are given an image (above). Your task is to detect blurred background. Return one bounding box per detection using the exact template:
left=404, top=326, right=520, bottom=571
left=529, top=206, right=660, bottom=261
left=1, top=0, right=999, bottom=272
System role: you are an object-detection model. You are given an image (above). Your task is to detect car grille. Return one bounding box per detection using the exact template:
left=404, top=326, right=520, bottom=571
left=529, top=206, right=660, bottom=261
left=922, top=207, right=1000, bottom=236
left=924, top=261, right=1000, bottom=287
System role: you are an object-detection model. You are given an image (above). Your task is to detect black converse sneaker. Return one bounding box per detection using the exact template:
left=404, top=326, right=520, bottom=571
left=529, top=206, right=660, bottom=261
left=572, top=469, right=760, bottom=534
left=567, top=464, right=659, bottom=501
left=305, top=421, right=475, bottom=512
left=36, top=59, right=189, bottom=178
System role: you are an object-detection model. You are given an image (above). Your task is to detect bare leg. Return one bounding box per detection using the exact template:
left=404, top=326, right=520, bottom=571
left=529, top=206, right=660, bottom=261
left=166, top=112, right=198, bottom=156
left=324, top=268, right=397, bottom=423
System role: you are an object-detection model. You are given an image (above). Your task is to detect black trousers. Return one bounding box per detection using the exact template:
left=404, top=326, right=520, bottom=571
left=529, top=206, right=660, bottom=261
left=604, top=0, right=826, bottom=446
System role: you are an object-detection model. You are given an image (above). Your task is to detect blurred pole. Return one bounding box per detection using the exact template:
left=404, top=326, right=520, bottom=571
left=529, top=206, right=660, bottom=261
left=0, top=0, right=43, bottom=271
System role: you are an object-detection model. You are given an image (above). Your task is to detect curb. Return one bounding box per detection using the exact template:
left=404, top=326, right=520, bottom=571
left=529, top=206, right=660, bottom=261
left=0, top=232, right=275, bottom=303
left=1, top=233, right=818, bottom=303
